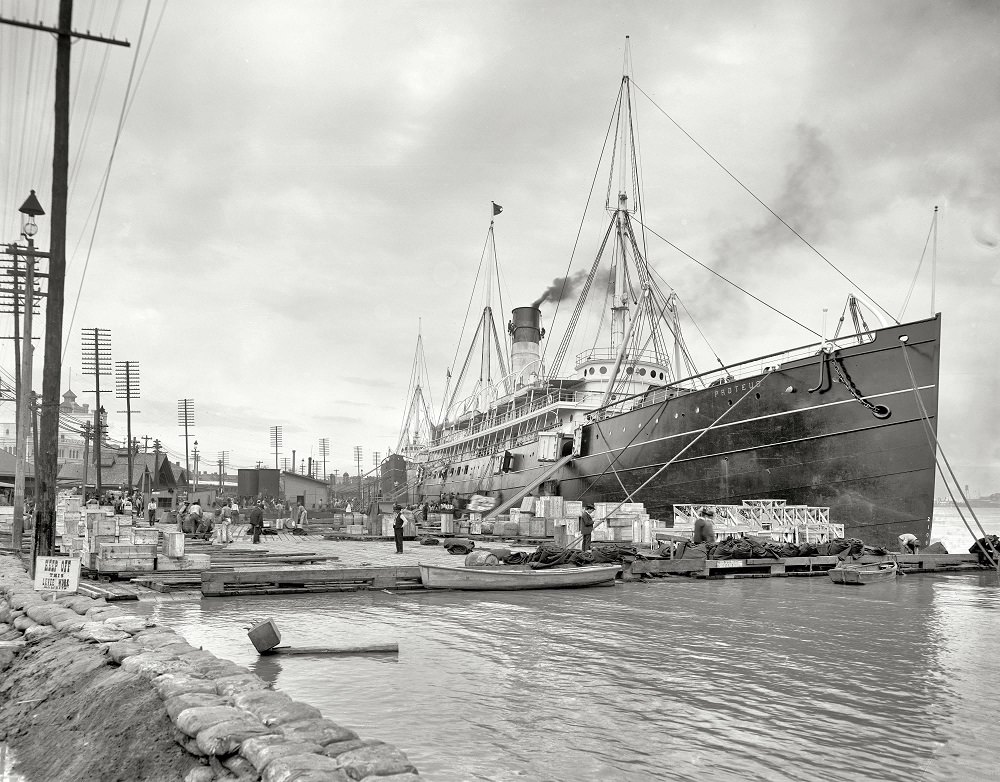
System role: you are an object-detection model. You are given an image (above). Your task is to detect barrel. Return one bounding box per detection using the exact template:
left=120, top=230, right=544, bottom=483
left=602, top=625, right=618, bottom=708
left=465, top=551, right=499, bottom=567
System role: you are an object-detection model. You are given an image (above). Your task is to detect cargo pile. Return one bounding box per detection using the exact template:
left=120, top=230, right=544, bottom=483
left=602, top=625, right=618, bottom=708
left=672, top=499, right=844, bottom=544
left=591, top=501, right=652, bottom=545
left=49, top=495, right=210, bottom=575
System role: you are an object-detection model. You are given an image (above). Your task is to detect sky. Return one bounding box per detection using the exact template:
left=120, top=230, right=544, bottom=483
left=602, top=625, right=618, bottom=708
left=0, top=0, right=998, bottom=493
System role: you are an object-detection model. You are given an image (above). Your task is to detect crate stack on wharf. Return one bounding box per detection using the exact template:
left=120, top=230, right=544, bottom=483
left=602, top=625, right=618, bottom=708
left=626, top=499, right=984, bottom=580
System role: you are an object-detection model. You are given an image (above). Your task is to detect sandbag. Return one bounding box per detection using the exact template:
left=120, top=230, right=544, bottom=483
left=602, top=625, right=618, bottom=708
left=52, top=614, right=87, bottom=633
left=334, top=744, right=416, bottom=779
left=165, top=692, right=230, bottom=722
left=23, top=624, right=57, bottom=643
left=118, top=652, right=189, bottom=679
left=233, top=688, right=290, bottom=711
left=261, top=753, right=349, bottom=782
left=279, top=718, right=358, bottom=746
left=256, top=700, right=322, bottom=727
left=240, top=735, right=324, bottom=771
left=321, top=739, right=382, bottom=758
left=25, top=604, right=61, bottom=624
left=104, top=615, right=154, bottom=634
left=155, top=672, right=219, bottom=699
left=106, top=640, right=144, bottom=664
left=215, top=672, right=270, bottom=697
left=195, top=717, right=275, bottom=756
left=176, top=706, right=248, bottom=738
left=73, top=622, right=129, bottom=644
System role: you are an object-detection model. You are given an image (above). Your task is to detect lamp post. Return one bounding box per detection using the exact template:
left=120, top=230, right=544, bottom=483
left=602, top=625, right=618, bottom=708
left=12, top=192, right=44, bottom=554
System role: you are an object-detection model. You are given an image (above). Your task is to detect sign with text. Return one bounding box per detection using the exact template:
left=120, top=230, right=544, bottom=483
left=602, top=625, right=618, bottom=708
left=33, top=556, right=81, bottom=593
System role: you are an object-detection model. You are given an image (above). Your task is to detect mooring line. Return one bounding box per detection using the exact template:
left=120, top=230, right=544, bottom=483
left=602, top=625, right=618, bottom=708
left=900, top=341, right=998, bottom=569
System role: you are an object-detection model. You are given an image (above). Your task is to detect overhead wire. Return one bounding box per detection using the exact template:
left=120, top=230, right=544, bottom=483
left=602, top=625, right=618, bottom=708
left=64, top=0, right=157, bottom=357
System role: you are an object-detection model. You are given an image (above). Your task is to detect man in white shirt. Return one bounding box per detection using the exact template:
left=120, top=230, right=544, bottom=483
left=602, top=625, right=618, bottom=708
left=147, top=499, right=157, bottom=526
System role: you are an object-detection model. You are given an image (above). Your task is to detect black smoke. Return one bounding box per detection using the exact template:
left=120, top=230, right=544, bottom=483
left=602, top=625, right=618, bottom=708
left=532, top=270, right=588, bottom=308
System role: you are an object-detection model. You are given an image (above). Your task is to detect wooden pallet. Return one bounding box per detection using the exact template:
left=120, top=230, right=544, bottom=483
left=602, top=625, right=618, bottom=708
left=201, top=565, right=423, bottom=597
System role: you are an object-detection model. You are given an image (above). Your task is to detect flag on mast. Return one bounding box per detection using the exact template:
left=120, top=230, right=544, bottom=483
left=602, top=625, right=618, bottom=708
left=492, top=201, right=503, bottom=216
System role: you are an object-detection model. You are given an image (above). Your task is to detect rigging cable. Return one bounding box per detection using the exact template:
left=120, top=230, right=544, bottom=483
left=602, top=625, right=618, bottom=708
left=631, top=80, right=897, bottom=326
left=540, top=82, right=624, bottom=371
left=633, top=215, right=821, bottom=337
left=899, top=342, right=999, bottom=568
left=897, top=206, right=937, bottom=322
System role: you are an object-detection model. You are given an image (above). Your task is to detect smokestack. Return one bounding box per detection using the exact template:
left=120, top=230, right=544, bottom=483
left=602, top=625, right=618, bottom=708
left=509, top=307, right=544, bottom=385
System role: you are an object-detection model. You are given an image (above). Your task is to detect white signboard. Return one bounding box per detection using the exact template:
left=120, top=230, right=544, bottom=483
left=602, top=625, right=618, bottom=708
left=33, top=556, right=81, bottom=593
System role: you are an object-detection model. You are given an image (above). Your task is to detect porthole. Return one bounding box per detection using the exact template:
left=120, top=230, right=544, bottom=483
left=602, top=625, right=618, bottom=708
left=626, top=366, right=633, bottom=375
left=589, top=367, right=595, bottom=375
left=695, top=407, right=700, bottom=414
left=674, top=412, right=679, bottom=419
left=728, top=399, right=734, bottom=406
left=599, top=366, right=608, bottom=375
left=755, top=392, right=761, bottom=400
left=639, top=368, right=646, bottom=376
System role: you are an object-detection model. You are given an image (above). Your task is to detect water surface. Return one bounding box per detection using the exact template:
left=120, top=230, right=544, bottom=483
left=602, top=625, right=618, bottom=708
left=147, top=509, right=1000, bottom=782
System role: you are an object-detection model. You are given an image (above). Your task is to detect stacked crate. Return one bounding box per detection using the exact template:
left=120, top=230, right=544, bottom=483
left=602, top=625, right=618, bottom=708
left=592, top=501, right=651, bottom=544
left=0, top=506, right=12, bottom=541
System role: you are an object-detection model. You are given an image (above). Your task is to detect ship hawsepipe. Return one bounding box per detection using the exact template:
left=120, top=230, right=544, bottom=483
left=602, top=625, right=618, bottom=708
left=419, top=314, right=940, bottom=549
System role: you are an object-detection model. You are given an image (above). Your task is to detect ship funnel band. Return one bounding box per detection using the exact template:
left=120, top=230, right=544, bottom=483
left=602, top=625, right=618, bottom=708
left=508, top=306, right=545, bottom=344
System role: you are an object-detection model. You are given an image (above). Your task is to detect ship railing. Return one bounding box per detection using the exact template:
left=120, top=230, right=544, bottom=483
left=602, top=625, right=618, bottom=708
left=430, top=389, right=603, bottom=448
left=574, top=348, right=666, bottom=367
left=586, top=325, right=880, bottom=422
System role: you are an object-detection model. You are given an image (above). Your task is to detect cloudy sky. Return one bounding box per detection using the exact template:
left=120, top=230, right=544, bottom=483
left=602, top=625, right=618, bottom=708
left=1, top=0, right=997, bottom=492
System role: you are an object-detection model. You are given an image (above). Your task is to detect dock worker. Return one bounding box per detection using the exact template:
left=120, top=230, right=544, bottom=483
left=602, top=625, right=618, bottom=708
left=296, top=502, right=308, bottom=530
left=898, top=533, right=920, bottom=555
left=392, top=504, right=406, bottom=554
left=248, top=501, right=264, bottom=544
left=580, top=505, right=595, bottom=552
left=147, top=498, right=157, bottom=526
left=693, top=507, right=716, bottom=544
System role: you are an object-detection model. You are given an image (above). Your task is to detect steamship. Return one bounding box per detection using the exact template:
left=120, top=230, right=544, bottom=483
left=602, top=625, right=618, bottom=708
left=407, top=70, right=941, bottom=549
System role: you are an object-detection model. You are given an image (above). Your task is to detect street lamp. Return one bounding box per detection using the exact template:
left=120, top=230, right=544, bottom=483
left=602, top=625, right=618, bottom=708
left=13, top=191, right=44, bottom=552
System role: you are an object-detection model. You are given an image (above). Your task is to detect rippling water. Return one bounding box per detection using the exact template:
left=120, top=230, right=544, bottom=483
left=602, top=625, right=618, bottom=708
left=146, top=510, right=1000, bottom=782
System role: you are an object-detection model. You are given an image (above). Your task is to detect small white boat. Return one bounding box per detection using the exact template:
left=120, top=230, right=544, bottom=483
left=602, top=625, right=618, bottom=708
left=419, top=563, right=621, bottom=590
left=828, top=559, right=899, bottom=585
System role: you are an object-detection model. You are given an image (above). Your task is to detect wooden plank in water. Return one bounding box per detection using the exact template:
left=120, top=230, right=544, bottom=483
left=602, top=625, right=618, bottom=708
left=262, top=643, right=398, bottom=656
left=201, top=565, right=422, bottom=596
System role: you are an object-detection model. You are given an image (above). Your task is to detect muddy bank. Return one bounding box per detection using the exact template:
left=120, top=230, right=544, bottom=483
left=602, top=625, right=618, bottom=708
left=0, top=554, right=422, bottom=782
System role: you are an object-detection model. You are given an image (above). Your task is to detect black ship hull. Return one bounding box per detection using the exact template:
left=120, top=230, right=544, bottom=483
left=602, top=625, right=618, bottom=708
left=419, top=315, right=941, bottom=549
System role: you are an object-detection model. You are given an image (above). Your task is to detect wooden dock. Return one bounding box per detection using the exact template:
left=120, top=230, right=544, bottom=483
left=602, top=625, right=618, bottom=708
left=201, top=565, right=423, bottom=596
left=624, top=552, right=984, bottom=580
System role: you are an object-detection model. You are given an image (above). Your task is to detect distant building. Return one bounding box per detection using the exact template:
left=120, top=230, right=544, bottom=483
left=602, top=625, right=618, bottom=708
left=0, top=388, right=89, bottom=466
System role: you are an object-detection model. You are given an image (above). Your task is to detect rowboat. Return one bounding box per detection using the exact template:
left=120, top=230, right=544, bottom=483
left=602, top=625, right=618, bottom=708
left=419, top=563, right=621, bottom=590
left=828, top=559, right=899, bottom=585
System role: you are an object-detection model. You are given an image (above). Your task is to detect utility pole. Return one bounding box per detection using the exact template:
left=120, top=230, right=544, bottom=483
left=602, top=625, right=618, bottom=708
left=217, top=450, right=230, bottom=489
left=31, top=392, right=40, bottom=510
left=81, top=327, right=111, bottom=498
left=81, top=420, right=92, bottom=497
left=5, top=197, right=44, bottom=552
left=319, top=438, right=329, bottom=484
left=142, top=434, right=151, bottom=453
left=270, top=425, right=282, bottom=470
left=0, top=3, right=131, bottom=562
left=152, top=439, right=161, bottom=491
left=115, top=360, right=140, bottom=492
left=354, top=445, right=362, bottom=504
left=177, top=398, right=194, bottom=493
left=217, top=459, right=223, bottom=494
left=192, top=441, right=200, bottom=493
